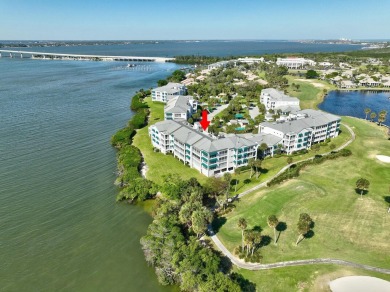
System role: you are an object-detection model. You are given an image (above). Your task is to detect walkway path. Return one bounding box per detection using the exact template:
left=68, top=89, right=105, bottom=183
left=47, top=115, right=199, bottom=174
left=210, top=229, right=390, bottom=274
left=209, top=104, right=229, bottom=120
left=208, top=123, right=389, bottom=274
left=237, top=123, right=355, bottom=198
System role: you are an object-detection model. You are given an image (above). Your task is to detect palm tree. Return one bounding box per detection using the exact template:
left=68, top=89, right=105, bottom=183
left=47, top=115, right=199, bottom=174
left=364, top=108, right=371, bottom=120
left=356, top=178, right=370, bottom=199
left=370, top=112, right=377, bottom=122
left=223, top=172, right=232, bottom=204
left=248, top=158, right=255, bottom=178
left=259, top=143, right=268, bottom=157
left=378, top=110, right=387, bottom=126
left=237, top=218, right=247, bottom=250
left=267, top=215, right=279, bottom=244
left=244, top=230, right=254, bottom=256
left=296, top=221, right=311, bottom=245
left=252, top=230, right=262, bottom=256
left=296, top=213, right=312, bottom=245
left=254, top=159, right=262, bottom=177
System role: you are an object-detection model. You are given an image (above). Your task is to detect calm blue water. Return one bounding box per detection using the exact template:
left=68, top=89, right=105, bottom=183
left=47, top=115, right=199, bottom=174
left=0, top=57, right=181, bottom=291
left=319, top=90, right=390, bottom=126
left=9, top=40, right=363, bottom=57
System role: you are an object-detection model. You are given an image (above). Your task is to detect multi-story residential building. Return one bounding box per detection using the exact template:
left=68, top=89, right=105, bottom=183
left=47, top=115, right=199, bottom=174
left=340, top=80, right=356, bottom=89
left=259, top=109, right=341, bottom=154
left=149, top=120, right=259, bottom=177
left=164, top=95, right=198, bottom=121
left=260, top=88, right=300, bottom=112
left=149, top=110, right=341, bottom=176
left=276, top=57, right=316, bottom=69
left=236, top=57, right=265, bottom=64
left=207, top=61, right=234, bottom=70
left=359, top=78, right=381, bottom=87
left=151, top=82, right=187, bottom=103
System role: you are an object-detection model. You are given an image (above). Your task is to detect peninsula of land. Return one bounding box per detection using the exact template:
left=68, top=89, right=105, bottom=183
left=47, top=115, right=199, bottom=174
left=112, top=49, right=390, bottom=291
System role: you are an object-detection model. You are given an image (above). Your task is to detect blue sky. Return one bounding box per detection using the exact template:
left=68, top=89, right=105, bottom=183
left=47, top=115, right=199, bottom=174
left=1, top=0, right=389, bottom=40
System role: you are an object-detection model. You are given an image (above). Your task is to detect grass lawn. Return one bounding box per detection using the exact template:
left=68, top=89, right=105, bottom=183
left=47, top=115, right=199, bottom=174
left=133, top=96, right=353, bottom=194
left=227, top=123, right=352, bottom=196
left=286, top=76, right=336, bottom=109
left=132, top=97, right=207, bottom=185
left=238, top=265, right=390, bottom=292
left=217, top=117, right=390, bottom=270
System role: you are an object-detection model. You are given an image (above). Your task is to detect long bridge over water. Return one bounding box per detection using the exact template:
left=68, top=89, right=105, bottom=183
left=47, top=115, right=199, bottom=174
left=0, top=49, right=175, bottom=63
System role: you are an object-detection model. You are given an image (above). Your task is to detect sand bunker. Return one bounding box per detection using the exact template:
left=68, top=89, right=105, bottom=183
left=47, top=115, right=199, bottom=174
left=296, top=79, right=326, bottom=88
left=329, top=276, right=390, bottom=292
left=376, top=155, right=390, bottom=163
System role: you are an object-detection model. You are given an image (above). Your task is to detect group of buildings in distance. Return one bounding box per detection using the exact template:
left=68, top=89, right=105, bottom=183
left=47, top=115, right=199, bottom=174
left=148, top=83, right=341, bottom=177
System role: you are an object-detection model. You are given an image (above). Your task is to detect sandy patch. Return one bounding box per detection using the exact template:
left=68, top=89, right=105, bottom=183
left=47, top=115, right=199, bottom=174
left=296, top=79, right=326, bottom=88
left=376, top=155, right=390, bottom=163
left=329, top=276, right=390, bottom=292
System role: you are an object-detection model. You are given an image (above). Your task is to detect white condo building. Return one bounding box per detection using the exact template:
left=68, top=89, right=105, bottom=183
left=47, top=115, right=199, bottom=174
left=149, top=103, right=341, bottom=176
left=151, top=82, right=187, bottom=103
left=149, top=120, right=260, bottom=177
left=260, top=88, right=300, bottom=112
left=259, top=109, right=341, bottom=154
left=276, top=57, right=316, bottom=69
left=164, top=95, right=198, bottom=121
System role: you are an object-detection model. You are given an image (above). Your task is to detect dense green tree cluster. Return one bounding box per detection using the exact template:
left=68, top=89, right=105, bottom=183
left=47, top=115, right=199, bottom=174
left=168, top=70, right=186, bottom=83
left=173, top=55, right=230, bottom=65
left=234, top=218, right=263, bottom=262
left=188, top=67, right=246, bottom=101
left=111, top=90, right=154, bottom=203
left=305, top=69, right=319, bottom=79
left=111, top=92, right=149, bottom=148
left=140, top=177, right=253, bottom=291
left=261, top=63, right=289, bottom=89
left=157, top=79, right=168, bottom=87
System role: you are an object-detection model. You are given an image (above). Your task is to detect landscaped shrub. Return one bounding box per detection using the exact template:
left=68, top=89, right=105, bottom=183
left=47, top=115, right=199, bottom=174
left=235, top=165, right=251, bottom=172
left=128, top=108, right=149, bottom=129
left=110, top=125, right=135, bottom=147
left=116, top=178, right=158, bottom=202
left=339, top=148, right=352, bottom=157
left=267, top=149, right=352, bottom=187
left=130, top=94, right=149, bottom=111
left=117, top=145, right=142, bottom=169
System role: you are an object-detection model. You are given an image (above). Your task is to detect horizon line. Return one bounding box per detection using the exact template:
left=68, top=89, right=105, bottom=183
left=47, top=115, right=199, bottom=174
left=1, top=38, right=389, bottom=42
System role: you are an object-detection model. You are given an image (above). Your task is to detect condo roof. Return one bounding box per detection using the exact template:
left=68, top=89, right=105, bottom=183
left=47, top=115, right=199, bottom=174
left=235, top=133, right=282, bottom=147
left=261, top=88, right=300, bottom=102
left=151, top=120, right=259, bottom=152
left=152, top=82, right=185, bottom=94
left=165, top=95, right=193, bottom=114
left=261, top=109, right=340, bottom=134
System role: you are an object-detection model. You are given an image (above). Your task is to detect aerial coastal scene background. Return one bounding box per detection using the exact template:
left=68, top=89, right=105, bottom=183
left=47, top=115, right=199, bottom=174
left=1, top=1, right=389, bottom=291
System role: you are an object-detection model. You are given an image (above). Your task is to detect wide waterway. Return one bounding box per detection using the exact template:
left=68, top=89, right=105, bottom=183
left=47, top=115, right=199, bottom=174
left=9, top=40, right=363, bottom=57
left=319, top=90, right=390, bottom=126
left=0, top=41, right=367, bottom=291
left=0, top=57, right=180, bottom=291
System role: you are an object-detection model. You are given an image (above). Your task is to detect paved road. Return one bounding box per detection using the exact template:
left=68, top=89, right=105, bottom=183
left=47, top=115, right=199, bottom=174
left=209, top=104, right=229, bottom=120
left=248, top=106, right=260, bottom=120
left=208, top=124, right=390, bottom=274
